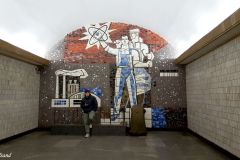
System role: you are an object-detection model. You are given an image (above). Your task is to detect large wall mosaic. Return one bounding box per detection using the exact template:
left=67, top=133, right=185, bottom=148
left=39, top=22, right=187, bottom=129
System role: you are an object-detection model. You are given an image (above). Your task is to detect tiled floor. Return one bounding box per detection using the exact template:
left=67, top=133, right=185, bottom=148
left=0, top=131, right=234, bottom=160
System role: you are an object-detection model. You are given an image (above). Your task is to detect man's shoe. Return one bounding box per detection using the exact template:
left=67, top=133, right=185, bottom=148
left=84, top=133, right=90, bottom=138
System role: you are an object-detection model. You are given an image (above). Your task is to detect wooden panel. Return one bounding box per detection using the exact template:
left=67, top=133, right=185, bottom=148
left=0, top=39, right=49, bottom=66
left=176, top=9, right=240, bottom=64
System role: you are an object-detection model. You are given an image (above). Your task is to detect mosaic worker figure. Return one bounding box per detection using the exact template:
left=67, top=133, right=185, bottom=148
left=129, top=28, right=154, bottom=67
left=81, top=89, right=98, bottom=138
left=100, top=36, right=137, bottom=119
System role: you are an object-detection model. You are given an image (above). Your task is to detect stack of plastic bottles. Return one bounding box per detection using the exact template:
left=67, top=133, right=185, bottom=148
left=152, top=107, right=166, bottom=128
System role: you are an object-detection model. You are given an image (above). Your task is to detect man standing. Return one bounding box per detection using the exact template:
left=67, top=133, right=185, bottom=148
left=81, top=89, right=98, bottom=138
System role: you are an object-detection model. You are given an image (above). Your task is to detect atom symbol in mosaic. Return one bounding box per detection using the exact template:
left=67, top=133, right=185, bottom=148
left=80, top=22, right=115, bottom=49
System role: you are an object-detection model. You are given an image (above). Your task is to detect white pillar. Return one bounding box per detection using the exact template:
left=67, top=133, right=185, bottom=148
left=55, top=75, right=59, bottom=98
left=62, top=75, right=66, bottom=99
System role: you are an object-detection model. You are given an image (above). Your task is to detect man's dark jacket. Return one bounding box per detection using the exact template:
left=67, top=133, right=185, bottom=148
left=81, top=94, right=98, bottom=113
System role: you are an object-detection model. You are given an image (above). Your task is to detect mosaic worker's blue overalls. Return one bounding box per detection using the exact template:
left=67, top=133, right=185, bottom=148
left=113, top=49, right=137, bottom=114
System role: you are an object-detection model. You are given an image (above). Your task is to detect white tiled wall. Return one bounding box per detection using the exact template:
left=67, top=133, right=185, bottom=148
left=0, top=55, right=40, bottom=140
left=186, top=35, right=240, bottom=158
left=144, top=108, right=152, bottom=128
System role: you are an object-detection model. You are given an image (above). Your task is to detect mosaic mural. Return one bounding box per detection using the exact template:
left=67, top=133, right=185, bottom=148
left=39, top=22, right=187, bottom=129
left=64, top=22, right=166, bottom=63
left=64, top=22, right=166, bottom=122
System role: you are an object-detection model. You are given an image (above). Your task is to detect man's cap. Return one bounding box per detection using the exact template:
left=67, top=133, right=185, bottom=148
left=84, top=89, right=90, bottom=93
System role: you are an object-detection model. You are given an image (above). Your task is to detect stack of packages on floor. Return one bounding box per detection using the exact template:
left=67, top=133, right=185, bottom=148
left=152, top=107, right=167, bottom=128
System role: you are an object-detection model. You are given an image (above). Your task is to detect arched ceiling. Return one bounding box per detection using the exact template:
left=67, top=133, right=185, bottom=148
left=0, top=0, right=239, bottom=58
